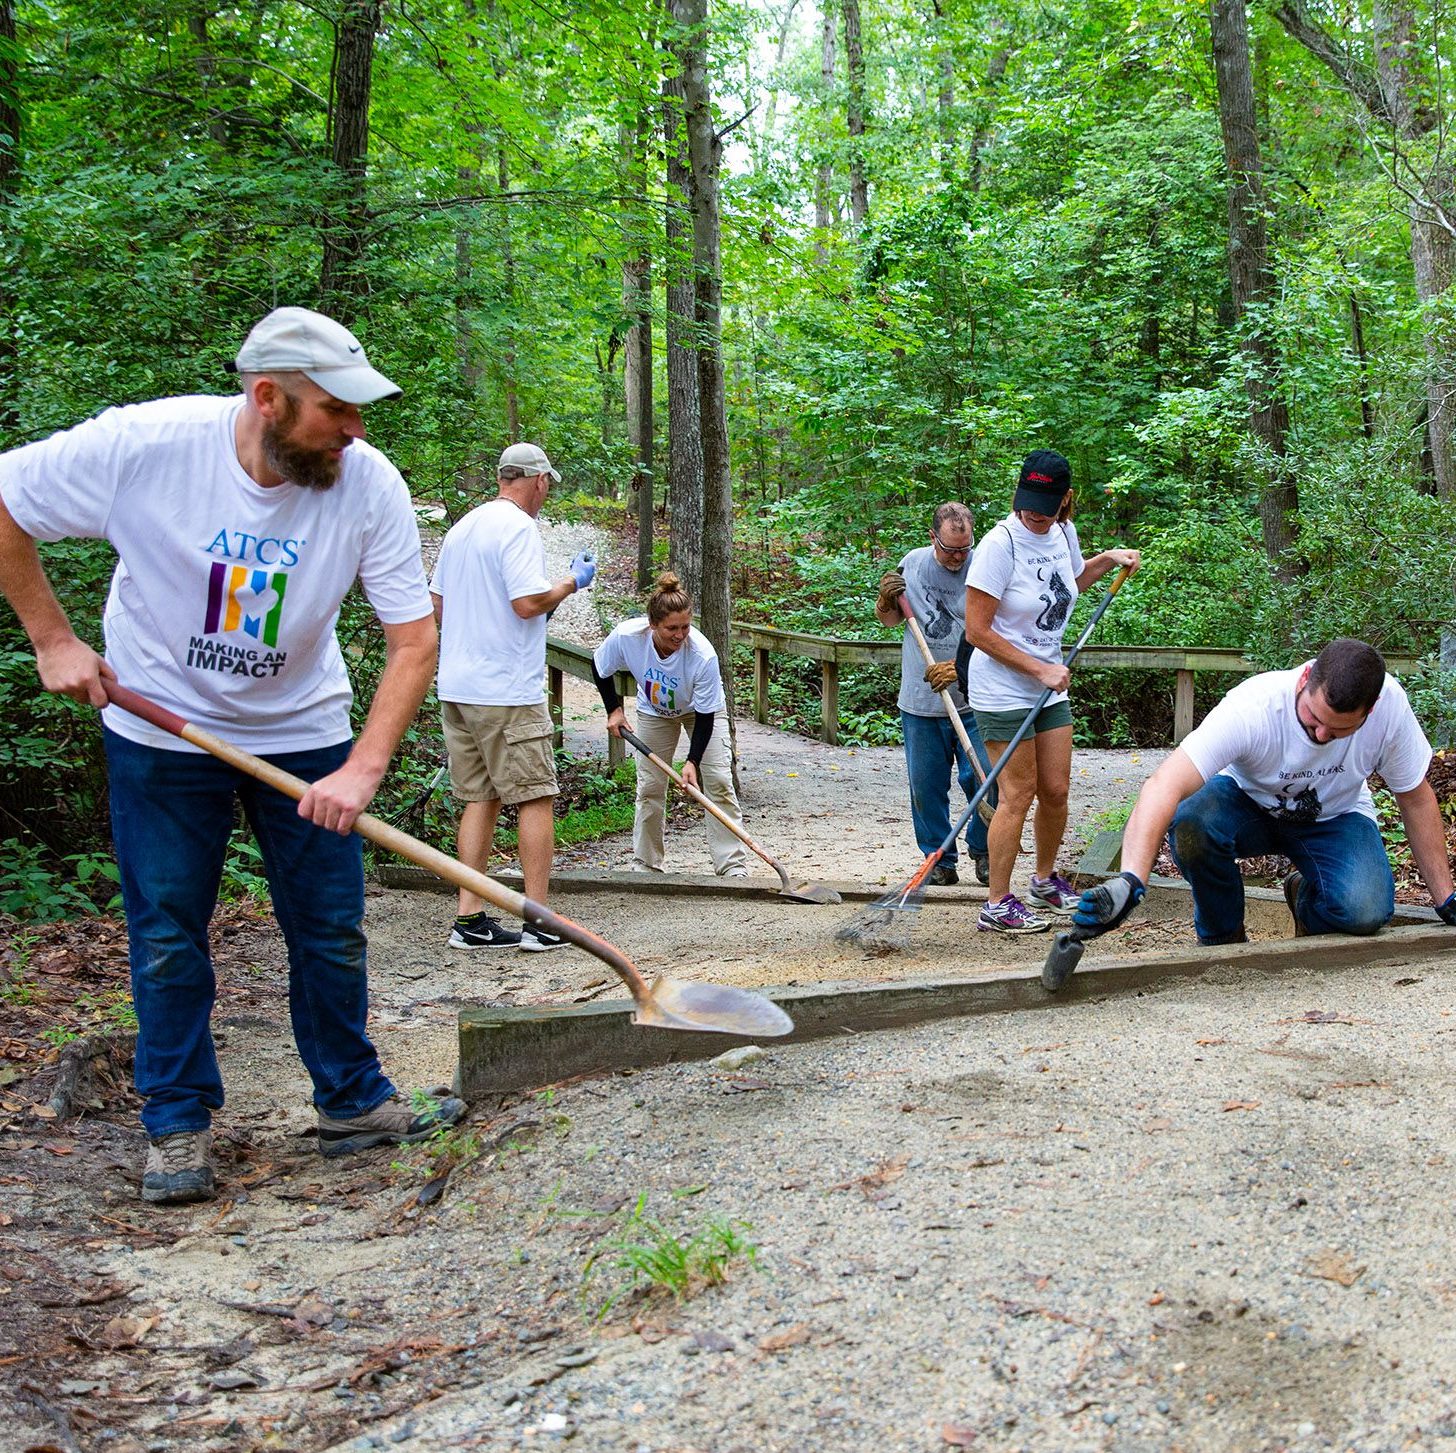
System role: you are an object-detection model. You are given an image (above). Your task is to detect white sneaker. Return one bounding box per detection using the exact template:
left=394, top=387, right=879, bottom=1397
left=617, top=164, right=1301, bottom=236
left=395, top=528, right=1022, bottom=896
left=723, top=866, right=749, bottom=879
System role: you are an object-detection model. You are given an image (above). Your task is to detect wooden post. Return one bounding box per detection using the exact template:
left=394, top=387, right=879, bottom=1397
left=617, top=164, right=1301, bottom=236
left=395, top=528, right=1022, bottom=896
left=1174, top=668, right=1195, bottom=743
left=607, top=671, right=633, bottom=768
left=754, top=645, right=769, bottom=724
left=549, top=664, right=564, bottom=751
left=821, top=659, right=839, bottom=745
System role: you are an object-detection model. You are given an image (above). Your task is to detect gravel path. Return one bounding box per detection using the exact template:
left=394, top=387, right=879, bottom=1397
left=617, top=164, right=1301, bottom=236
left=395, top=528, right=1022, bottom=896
left=21, top=516, right=1445, bottom=1453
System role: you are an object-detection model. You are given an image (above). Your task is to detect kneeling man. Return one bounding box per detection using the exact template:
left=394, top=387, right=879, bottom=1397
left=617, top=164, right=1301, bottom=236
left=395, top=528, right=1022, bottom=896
left=1074, top=638, right=1455, bottom=945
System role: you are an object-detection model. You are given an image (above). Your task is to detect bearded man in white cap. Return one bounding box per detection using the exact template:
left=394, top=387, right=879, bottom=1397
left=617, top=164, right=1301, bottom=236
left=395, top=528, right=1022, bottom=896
left=430, top=442, right=596, bottom=953
left=0, top=306, right=463, bottom=1207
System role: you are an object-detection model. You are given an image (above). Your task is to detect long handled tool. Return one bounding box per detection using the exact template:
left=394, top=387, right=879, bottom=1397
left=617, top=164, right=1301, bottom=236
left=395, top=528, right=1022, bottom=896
left=839, top=565, right=1135, bottom=950
left=897, top=595, right=995, bottom=829
left=104, top=683, right=792, bottom=1039
left=618, top=724, right=841, bottom=905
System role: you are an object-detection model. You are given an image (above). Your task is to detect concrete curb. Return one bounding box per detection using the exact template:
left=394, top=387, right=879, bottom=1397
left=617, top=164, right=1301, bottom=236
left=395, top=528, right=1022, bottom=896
left=458, top=919, right=1454, bottom=1099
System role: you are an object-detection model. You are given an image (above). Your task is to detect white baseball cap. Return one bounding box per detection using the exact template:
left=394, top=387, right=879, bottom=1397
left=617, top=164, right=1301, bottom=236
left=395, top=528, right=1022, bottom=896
left=229, top=306, right=402, bottom=404
left=498, top=442, right=561, bottom=482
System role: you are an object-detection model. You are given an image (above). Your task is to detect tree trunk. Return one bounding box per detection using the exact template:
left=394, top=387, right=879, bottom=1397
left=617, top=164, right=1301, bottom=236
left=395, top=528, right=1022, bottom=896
left=320, top=0, right=379, bottom=308
left=1276, top=0, right=1456, bottom=502
left=663, top=16, right=704, bottom=600
left=842, top=0, right=868, bottom=226
left=814, top=0, right=837, bottom=261
left=931, top=0, right=954, bottom=178
left=676, top=0, right=733, bottom=716
left=621, top=107, right=656, bottom=589
left=1210, top=0, right=1299, bottom=574
left=0, top=0, right=19, bottom=441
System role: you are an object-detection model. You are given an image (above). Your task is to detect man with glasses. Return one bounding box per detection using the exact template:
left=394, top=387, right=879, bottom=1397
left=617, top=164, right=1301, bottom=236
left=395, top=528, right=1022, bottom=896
left=0, top=306, right=462, bottom=1205
left=875, top=502, right=993, bottom=885
left=1069, top=637, right=1456, bottom=947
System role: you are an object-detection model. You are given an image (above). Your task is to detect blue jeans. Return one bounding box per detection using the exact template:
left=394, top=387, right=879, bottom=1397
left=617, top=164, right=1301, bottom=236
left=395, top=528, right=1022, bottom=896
left=901, top=710, right=993, bottom=864
left=104, top=729, right=395, bottom=1138
left=1169, top=773, right=1394, bottom=946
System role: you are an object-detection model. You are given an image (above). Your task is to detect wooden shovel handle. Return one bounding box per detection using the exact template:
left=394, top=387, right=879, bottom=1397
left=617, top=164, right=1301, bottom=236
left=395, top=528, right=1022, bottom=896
left=102, top=683, right=655, bottom=1004
left=896, top=595, right=987, bottom=787
left=617, top=724, right=790, bottom=888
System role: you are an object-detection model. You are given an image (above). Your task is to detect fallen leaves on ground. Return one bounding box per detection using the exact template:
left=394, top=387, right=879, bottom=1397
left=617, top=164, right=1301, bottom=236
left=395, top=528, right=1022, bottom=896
left=1306, top=1250, right=1365, bottom=1287
left=758, top=1323, right=811, bottom=1353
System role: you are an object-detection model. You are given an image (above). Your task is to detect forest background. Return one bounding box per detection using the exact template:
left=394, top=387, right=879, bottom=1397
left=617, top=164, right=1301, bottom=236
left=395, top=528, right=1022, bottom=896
left=1, top=0, right=1454, bottom=911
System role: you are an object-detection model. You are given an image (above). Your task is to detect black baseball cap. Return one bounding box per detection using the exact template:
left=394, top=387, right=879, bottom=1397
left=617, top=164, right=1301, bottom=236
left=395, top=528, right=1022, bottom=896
left=1013, top=450, right=1072, bottom=514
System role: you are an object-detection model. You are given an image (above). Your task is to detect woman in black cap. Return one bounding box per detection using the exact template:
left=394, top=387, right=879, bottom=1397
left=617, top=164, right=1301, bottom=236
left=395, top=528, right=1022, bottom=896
left=962, top=450, right=1140, bottom=933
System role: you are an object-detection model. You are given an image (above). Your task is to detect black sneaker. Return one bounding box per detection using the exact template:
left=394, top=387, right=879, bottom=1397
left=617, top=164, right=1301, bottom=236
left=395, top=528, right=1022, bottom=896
left=1283, top=870, right=1308, bottom=938
left=520, top=923, right=569, bottom=952
left=317, top=1091, right=466, bottom=1158
left=926, top=863, right=959, bottom=887
left=973, top=854, right=990, bottom=886
left=141, top=1130, right=216, bottom=1205
left=449, top=913, right=522, bottom=950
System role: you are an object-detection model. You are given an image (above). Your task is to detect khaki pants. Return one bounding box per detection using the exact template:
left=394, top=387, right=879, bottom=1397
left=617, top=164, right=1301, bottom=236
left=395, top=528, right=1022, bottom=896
left=631, top=711, right=748, bottom=874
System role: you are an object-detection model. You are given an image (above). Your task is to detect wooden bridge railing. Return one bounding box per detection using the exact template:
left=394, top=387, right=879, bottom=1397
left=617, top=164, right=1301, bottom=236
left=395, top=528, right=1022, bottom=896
left=547, top=631, right=1423, bottom=752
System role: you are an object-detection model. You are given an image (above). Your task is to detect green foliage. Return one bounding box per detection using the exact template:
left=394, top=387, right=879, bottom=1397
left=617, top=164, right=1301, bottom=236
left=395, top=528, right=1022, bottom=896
left=580, top=1192, right=758, bottom=1320
left=0, top=839, right=121, bottom=921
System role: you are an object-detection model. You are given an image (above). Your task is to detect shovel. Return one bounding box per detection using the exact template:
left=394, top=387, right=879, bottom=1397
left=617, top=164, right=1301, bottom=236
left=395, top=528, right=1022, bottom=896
left=103, top=683, right=792, bottom=1039
left=897, top=594, right=996, bottom=828
left=618, top=724, right=841, bottom=905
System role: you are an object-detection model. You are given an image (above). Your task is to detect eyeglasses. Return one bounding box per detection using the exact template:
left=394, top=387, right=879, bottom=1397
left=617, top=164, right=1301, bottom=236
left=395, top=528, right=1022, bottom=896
left=933, top=530, right=972, bottom=558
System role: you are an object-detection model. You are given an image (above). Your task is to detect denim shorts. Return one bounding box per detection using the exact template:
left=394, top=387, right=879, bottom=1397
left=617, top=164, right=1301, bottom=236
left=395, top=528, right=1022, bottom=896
left=973, top=699, right=1073, bottom=742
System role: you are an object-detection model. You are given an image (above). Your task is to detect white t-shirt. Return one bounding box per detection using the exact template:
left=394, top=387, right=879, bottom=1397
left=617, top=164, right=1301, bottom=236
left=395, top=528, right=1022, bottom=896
left=593, top=617, right=724, bottom=719
left=964, top=515, right=1085, bottom=710
left=1180, top=665, right=1432, bottom=823
left=0, top=395, right=432, bottom=753
left=431, top=498, right=552, bottom=706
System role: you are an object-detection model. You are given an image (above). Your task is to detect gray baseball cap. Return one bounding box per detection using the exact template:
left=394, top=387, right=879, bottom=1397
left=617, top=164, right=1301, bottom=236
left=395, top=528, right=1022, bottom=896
left=229, top=306, right=402, bottom=404
left=498, top=442, right=561, bottom=482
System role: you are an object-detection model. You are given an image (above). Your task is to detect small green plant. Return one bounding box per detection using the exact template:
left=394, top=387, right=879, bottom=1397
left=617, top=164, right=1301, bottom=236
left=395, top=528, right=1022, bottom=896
left=580, top=1192, right=758, bottom=1320
left=40, top=1025, right=79, bottom=1048
left=0, top=839, right=120, bottom=921
left=219, top=834, right=271, bottom=902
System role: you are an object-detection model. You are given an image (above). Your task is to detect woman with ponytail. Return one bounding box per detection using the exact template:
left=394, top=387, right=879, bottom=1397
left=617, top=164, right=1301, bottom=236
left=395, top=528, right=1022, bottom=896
left=591, top=572, right=749, bottom=876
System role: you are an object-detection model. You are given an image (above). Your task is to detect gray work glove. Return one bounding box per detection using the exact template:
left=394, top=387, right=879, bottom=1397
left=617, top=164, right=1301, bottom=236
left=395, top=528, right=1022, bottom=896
left=877, top=571, right=907, bottom=616
left=1071, top=872, right=1146, bottom=937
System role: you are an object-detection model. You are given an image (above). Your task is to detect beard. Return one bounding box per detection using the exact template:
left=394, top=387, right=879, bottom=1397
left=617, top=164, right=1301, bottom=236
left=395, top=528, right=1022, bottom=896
left=261, top=396, right=343, bottom=491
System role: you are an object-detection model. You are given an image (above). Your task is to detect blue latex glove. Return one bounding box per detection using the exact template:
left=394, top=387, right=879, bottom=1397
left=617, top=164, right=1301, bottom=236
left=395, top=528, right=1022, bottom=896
left=1071, top=871, right=1146, bottom=937
left=1438, top=892, right=1456, bottom=927
left=570, top=551, right=597, bottom=591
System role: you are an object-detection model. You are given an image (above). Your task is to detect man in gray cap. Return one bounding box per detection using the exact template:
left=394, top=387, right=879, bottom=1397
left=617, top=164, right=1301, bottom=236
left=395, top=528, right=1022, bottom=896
left=431, top=442, right=595, bottom=951
left=0, top=305, right=462, bottom=1207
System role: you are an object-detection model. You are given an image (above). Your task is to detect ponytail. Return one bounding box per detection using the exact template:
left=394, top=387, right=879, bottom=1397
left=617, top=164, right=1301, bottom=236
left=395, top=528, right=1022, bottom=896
left=647, top=570, right=693, bottom=624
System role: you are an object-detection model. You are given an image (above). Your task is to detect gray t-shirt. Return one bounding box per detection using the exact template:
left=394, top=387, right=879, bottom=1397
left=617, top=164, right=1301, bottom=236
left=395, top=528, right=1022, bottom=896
left=896, top=545, right=972, bottom=717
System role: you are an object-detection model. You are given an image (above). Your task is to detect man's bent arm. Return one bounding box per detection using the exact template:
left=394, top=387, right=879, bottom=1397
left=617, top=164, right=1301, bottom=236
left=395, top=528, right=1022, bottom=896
left=298, top=612, right=438, bottom=834
left=1118, top=749, right=1208, bottom=882
left=1393, top=780, right=1455, bottom=906
left=0, top=497, right=112, bottom=706
left=512, top=578, right=577, bottom=619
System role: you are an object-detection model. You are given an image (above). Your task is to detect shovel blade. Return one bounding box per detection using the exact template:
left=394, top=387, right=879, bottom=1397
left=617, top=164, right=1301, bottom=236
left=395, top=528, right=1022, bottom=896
left=633, top=978, right=794, bottom=1037
left=779, top=882, right=841, bottom=905
left=1041, top=931, right=1085, bottom=993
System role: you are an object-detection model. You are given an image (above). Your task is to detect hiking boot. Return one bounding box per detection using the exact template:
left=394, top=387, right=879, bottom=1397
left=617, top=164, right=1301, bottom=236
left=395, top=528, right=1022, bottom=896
left=141, top=1130, right=216, bottom=1205
left=1028, top=872, right=1078, bottom=915
left=973, top=855, right=990, bottom=887
left=520, top=923, right=569, bottom=952
left=317, top=1092, right=466, bottom=1159
left=1283, top=870, right=1308, bottom=938
left=978, top=893, right=1049, bottom=934
left=448, top=912, right=522, bottom=950
left=926, top=863, right=959, bottom=887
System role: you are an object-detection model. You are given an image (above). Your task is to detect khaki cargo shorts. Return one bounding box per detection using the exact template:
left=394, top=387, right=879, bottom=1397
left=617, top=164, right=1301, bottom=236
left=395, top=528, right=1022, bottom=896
left=441, top=701, right=558, bottom=806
